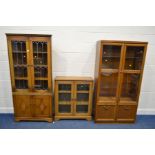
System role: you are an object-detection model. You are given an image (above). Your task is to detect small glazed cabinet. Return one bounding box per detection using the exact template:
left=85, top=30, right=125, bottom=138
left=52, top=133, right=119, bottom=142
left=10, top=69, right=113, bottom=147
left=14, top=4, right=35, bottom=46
left=7, top=34, right=53, bottom=122
left=94, top=40, right=148, bottom=123
left=54, top=77, right=93, bottom=121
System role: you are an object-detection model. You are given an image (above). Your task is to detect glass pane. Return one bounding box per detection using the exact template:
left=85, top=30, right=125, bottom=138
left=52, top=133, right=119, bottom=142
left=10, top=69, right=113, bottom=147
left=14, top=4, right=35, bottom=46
left=59, top=105, right=71, bottom=113
left=12, top=41, right=28, bottom=89
left=15, top=80, right=28, bottom=89
left=76, top=105, right=88, bottom=113
left=32, top=41, right=48, bottom=91
left=77, top=93, right=89, bottom=102
left=120, top=74, right=140, bottom=102
left=102, top=45, right=121, bottom=69
left=58, top=84, right=71, bottom=91
left=59, top=93, right=71, bottom=102
left=125, top=46, right=144, bottom=70
left=34, top=66, right=48, bottom=77
left=33, top=42, right=47, bottom=65
left=34, top=80, right=48, bottom=90
left=77, top=84, right=89, bottom=91
left=14, top=66, right=27, bottom=77
left=12, top=41, right=27, bottom=65
left=99, top=72, right=118, bottom=97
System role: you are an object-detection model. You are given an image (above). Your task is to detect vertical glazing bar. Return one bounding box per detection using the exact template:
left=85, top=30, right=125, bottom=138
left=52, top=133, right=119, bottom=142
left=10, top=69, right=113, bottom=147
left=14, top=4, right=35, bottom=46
left=15, top=42, right=18, bottom=65
left=41, top=42, right=43, bottom=80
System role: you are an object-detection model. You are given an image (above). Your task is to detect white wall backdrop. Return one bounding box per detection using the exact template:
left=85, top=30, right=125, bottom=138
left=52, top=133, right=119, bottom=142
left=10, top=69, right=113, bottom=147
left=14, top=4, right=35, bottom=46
left=0, top=26, right=155, bottom=114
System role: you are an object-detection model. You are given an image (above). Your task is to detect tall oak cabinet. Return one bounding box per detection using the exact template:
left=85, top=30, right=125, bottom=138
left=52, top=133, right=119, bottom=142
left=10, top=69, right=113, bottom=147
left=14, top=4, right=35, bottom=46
left=94, top=40, right=147, bottom=123
left=7, top=34, right=52, bottom=122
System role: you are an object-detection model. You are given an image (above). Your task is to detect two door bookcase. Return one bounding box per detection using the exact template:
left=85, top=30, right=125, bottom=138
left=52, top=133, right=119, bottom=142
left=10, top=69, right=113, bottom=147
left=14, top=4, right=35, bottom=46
left=7, top=34, right=52, bottom=122
left=94, top=40, right=147, bottom=123
left=54, top=77, right=93, bottom=121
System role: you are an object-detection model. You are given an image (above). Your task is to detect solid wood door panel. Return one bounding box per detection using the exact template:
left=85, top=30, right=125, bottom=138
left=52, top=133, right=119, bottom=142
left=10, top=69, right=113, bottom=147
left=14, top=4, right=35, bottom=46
left=31, top=96, right=51, bottom=117
left=96, top=105, right=116, bottom=121
left=13, top=95, right=31, bottom=117
left=117, top=105, right=137, bottom=121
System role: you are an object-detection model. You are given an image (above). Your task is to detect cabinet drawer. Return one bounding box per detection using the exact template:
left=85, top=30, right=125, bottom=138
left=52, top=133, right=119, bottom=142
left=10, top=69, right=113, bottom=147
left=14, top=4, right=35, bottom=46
left=96, top=105, right=116, bottom=122
left=31, top=96, right=52, bottom=117
left=13, top=95, right=31, bottom=117
left=117, top=105, right=137, bottom=122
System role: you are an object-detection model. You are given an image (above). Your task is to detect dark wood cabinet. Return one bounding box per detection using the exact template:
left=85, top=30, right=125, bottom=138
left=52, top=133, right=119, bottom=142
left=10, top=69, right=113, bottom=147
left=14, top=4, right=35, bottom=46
left=7, top=34, right=53, bottom=122
left=94, top=40, right=147, bottom=123
left=54, top=76, right=93, bottom=121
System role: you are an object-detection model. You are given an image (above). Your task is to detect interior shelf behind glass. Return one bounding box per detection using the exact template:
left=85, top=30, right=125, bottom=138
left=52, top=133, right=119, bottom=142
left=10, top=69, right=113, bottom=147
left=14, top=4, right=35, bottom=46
left=102, top=45, right=121, bottom=69
left=125, top=46, right=144, bottom=70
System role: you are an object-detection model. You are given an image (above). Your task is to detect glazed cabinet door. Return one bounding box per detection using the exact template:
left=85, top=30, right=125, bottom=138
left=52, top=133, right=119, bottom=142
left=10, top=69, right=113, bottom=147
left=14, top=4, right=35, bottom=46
left=13, top=95, right=31, bottom=117
left=29, top=37, right=52, bottom=92
left=119, top=44, right=146, bottom=104
left=31, top=96, right=52, bottom=117
left=74, top=82, right=92, bottom=115
left=55, top=81, right=74, bottom=115
left=98, top=43, right=124, bottom=103
left=8, top=36, right=31, bottom=91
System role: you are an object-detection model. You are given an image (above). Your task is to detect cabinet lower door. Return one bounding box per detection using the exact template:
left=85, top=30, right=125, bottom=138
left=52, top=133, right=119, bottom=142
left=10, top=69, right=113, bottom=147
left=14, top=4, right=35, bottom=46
left=116, top=105, right=137, bottom=122
left=13, top=95, right=31, bottom=117
left=95, top=105, right=116, bottom=122
left=31, top=96, right=51, bottom=117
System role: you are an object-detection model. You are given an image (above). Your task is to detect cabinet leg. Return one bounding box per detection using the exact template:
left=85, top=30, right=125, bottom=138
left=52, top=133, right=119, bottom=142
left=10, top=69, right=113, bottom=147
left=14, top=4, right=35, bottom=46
left=15, top=118, right=20, bottom=122
left=54, top=117, right=60, bottom=121
left=87, top=117, right=92, bottom=121
left=47, top=118, right=53, bottom=123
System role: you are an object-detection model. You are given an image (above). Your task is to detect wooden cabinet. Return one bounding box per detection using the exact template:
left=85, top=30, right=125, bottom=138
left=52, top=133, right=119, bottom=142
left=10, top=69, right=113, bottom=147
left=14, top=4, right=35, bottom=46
left=7, top=34, right=52, bottom=122
left=94, top=40, right=147, bottom=123
left=54, top=77, right=93, bottom=121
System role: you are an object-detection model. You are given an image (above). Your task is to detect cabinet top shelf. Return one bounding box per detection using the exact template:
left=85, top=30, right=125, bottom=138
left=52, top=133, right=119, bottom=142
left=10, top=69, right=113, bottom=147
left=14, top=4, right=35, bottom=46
left=100, top=40, right=148, bottom=44
left=6, top=33, right=52, bottom=37
left=55, top=76, right=93, bottom=81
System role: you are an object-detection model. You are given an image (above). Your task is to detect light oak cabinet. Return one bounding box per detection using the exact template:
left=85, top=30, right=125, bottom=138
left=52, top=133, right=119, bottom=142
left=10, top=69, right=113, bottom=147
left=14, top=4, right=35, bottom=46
left=54, top=77, right=93, bottom=121
left=94, top=40, right=147, bottom=123
left=7, top=34, right=52, bottom=122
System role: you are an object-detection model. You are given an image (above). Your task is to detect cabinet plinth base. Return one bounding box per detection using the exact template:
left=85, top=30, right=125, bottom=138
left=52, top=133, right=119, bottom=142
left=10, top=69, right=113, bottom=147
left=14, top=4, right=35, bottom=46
left=55, top=115, right=92, bottom=121
left=95, top=119, right=136, bottom=124
left=15, top=117, right=53, bottom=123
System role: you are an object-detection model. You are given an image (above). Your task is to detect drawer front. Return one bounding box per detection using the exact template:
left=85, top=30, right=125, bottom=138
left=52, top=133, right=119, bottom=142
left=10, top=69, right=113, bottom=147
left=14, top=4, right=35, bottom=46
left=32, top=96, right=52, bottom=117
left=96, top=105, right=116, bottom=121
left=13, top=95, right=31, bottom=117
left=117, top=105, right=137, bottom=121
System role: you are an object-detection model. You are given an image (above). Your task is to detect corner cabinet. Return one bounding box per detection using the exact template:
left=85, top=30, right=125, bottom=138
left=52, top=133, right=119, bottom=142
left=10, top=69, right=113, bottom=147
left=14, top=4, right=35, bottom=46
left=54, top=77, right=93, bottom=121
left=94, top=40, right=147, bottom=123
left=7, top=34, right=53, bottom=122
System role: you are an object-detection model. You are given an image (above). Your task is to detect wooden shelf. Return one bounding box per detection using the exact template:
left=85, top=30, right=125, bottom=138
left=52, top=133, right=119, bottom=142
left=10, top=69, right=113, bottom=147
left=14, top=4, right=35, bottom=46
left=101, top=69, right=118, bottom=73
left=58, top=101, right=71, bottom=105
left=98, top=96, right=116, bottom=102
left=33, top=52, right=47, bottom=54
left=76, top=101, right=88, bottom=105
left=13, top=51, right=26, bottom=53
left=15, top=77, right=28, bottom=80
left=123, top=70, right=141, bottom=74
left=35, top=78, right=48, bottom=80
left=119, top=97, right=137, bottom=104
left=77, top=90, right=89, bottom=93
left=102, top=56, right=120, bottom=58
left=14, top=64, right=27, bottom=67
left=58, top=91, right=71, bottom=93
